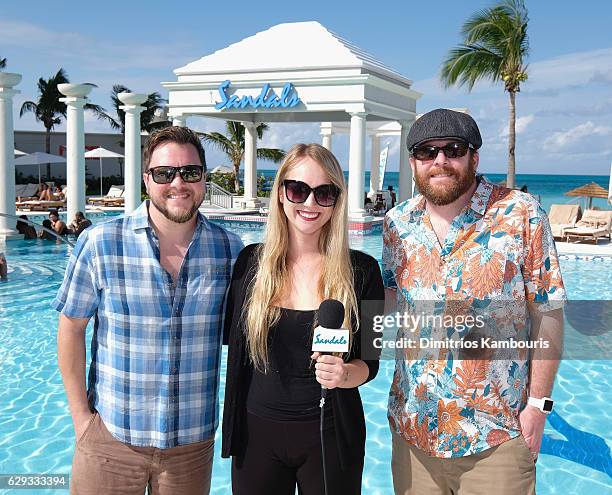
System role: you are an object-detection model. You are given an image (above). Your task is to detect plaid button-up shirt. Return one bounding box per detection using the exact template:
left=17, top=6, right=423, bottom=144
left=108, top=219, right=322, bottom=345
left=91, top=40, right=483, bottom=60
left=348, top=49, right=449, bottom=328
left=383, top=177, right=566, bottom=457
left=53, top=201, right=243, bottom=448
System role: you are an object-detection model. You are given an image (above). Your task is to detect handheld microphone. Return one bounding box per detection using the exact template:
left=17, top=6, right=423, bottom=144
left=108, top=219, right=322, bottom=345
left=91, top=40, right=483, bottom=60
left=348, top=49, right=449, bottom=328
left=312, top=299, right=348, bottom=495
left=312, top=299, right=349, bottom=354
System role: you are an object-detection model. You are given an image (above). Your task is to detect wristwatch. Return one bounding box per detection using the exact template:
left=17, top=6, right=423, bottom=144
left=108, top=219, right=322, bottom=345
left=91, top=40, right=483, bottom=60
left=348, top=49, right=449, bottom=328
left=528, top=396, right=554, bottom=414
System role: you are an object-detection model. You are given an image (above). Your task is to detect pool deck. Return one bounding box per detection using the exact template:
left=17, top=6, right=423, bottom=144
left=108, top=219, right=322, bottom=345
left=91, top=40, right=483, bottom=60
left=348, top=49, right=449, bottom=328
left=555, top=239, right=612, bottom=257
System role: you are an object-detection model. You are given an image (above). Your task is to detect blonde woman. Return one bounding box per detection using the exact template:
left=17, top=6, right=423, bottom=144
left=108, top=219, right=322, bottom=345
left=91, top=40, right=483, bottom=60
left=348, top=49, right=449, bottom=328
left=222, top=144, right=384, bottom=494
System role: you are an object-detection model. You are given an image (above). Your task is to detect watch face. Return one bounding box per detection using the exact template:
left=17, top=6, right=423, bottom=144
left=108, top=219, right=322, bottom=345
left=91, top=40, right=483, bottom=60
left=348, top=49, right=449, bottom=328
left=543, top=399, right=553, bottom=412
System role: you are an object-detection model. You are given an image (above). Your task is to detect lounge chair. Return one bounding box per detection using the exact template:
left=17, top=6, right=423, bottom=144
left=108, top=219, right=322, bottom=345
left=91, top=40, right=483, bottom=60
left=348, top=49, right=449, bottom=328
left=15, top=199, right=66, bottom=212
left=15, top=183, right=40, bottom=201
left=87, top=185, right=125, bottom=206
left=564, top=209, right=612, bottom=244
left=548, top=204, right=581, bottom=239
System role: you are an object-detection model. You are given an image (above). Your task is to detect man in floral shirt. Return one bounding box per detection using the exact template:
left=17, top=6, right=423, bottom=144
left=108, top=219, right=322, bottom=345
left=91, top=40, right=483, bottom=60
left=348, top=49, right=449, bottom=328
left=383, top=109, right=565, bottom=494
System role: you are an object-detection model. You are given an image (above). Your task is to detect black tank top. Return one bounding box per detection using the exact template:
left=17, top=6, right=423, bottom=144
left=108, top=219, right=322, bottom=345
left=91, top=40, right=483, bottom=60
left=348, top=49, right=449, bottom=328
left=246, top=307, right=333, bottom=421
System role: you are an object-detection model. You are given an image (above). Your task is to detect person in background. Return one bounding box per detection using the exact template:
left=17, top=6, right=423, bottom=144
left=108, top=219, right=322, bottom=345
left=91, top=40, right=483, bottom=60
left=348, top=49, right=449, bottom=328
left=16, top=215, right=38, bottom=240
left=223, top=143, right=384, bottom=495
left=0, top=253, right=7, bottom=281
left=39, top=219, right=56, bottom=241
left=49, top=210, right=68, bottom=236
left=387, top=185, right=397, bottom=208
left=39, top=184, right=52, bottom=201
left=68, top=211, right=92, bottom=238
left=52, top=185, right=66, bottom=200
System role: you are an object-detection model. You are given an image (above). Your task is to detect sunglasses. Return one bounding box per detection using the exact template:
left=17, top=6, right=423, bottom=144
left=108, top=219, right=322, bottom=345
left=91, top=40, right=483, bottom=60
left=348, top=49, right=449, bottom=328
left=282, top=180, right=340, bottom=207
left=147, top=165, right=205, bottom=184
left=411, top=142, right=473, bottom=161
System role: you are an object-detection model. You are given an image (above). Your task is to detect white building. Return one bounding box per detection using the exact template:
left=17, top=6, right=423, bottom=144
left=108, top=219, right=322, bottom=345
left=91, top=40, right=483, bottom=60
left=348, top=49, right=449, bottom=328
left=162, top=21, right=421, bottom=224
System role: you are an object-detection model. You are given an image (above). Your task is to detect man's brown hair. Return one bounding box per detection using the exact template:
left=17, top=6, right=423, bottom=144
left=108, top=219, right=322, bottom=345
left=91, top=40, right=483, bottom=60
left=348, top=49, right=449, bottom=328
left=143, top=126, right=207, bottom=172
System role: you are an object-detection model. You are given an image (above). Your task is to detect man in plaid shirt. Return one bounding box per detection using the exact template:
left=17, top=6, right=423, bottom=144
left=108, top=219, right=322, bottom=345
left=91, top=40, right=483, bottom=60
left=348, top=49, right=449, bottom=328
left=54, top=127, right=243, bottom=494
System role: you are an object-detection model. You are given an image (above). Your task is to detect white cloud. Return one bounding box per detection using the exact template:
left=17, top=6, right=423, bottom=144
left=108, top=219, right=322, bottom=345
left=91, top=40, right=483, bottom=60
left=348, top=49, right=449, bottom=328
left=527, top=48, right=612, bottom=92
left=543, top=121, right=612, bottom=150
left=515, top=114, right=535, bottom=134
left=499, top=114, right=535, bottom=137
left=0, top=19, right=198, bottom=72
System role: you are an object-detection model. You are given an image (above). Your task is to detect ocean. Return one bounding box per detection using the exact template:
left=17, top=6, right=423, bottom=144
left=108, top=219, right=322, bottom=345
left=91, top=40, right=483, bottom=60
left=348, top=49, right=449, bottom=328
left=257, top=170, right=611, bottom=213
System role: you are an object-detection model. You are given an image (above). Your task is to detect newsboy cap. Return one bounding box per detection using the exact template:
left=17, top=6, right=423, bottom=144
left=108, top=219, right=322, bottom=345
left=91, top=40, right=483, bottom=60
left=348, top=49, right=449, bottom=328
left=406, top=108, right=482, bottom=151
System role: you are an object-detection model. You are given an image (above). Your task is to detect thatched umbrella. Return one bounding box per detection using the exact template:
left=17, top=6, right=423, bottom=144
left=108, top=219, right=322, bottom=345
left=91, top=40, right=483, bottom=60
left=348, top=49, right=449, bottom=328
left=565, top=182, right=609, bottom=209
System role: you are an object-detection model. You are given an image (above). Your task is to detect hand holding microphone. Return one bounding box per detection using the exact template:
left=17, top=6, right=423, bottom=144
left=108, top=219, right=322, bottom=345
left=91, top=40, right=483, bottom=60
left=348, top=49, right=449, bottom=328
left=311, top=299, right=350, bottom=390
left=311, top=353, right=349, bottom=389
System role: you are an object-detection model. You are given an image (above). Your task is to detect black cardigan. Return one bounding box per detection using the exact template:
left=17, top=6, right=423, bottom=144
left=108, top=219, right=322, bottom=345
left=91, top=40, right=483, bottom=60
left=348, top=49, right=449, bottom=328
left=221, top=243, right=385, bottom=469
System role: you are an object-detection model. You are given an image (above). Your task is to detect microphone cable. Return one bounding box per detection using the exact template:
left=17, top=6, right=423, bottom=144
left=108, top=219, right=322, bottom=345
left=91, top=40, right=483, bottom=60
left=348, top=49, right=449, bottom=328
left=319, top=386, right=329, bottom=495
left=314, top=299, right=346, bottom=495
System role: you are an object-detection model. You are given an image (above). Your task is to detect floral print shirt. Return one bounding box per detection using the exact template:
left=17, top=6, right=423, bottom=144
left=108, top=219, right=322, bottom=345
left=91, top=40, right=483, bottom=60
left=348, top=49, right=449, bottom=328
left=382, top=176, right=566, bottom=457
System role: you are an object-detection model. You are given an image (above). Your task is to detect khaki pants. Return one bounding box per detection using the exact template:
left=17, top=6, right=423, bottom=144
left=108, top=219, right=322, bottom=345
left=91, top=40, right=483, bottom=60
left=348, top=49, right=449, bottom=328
left=71, top=412, right=214, bottom=495
left=391, top=429, right=536, bottom=495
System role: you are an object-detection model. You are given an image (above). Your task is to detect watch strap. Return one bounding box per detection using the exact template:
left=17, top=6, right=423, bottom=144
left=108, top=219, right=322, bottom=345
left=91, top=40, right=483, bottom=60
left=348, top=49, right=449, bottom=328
left=528, top=396, right=553, bottom=413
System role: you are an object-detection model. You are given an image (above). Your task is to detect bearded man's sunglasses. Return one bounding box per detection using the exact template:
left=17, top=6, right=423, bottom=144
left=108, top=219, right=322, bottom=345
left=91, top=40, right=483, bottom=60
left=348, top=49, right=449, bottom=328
left=410, top=142, right=473, bottom=161
left=147, top=165, right=205, bottom=184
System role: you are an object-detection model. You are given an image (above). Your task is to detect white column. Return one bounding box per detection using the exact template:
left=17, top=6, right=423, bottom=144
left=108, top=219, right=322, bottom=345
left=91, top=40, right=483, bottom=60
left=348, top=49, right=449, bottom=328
left=0, top=73, right=22, bottom=240
left=172, top=115, right=186, bottom=127
left=59, top=83, right=92, bottom=224
left=119, top=93, right=147, bottom=214
left=348, top=112, right=367, bottom=219
left=321, top=132, right=332, bottom=151
left=398, top=120, right=413, bottom=203
left=242, top=122, right=260, bottom=208
left=320, top=122, right=333, bottom=151
left=369, top=134, right=380, bottom=198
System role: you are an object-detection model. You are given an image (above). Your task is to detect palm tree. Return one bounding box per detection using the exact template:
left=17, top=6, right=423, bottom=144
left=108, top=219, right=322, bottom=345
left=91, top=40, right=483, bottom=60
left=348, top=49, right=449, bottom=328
left=104, top=84, right=170, bottom=135
left=97, top=84, right=171, bottom=179
left=200, top=121, right=285, bottom=192
left=19, top=68, right=110, bottom=180
left=440, top=0, right=529, bottom=189
left=0, top=58, right=6, bottom=69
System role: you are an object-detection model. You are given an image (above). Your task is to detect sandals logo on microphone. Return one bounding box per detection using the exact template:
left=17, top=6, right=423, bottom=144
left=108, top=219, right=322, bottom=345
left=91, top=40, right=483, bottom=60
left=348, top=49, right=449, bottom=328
left=312, top=328, right=349, bottom=353
left=312, top=299, right=349, bottom=353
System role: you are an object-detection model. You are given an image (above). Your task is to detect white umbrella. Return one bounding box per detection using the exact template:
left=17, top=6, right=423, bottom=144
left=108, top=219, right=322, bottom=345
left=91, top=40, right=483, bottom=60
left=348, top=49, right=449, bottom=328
left=14, top=151, right=66, bottom=184
left=84, top=147, right=124, bottom=196
left=608, top=159, right=612, bottom=204
left=210, top=165, right=234, bottom=174
left=14, top=149, right=26, bottom=156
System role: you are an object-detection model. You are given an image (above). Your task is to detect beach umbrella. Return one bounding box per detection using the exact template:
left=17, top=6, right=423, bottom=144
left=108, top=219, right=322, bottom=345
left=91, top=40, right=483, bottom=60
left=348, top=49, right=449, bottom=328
left=564, top=182, right=609, bottom=209
left=210, top=165, right=234, bottom=174
left=14, top=151, right=66, bottom=184
left=608, top=163, right=612, bottom=203
left=84, top=147, right=124, bottom=196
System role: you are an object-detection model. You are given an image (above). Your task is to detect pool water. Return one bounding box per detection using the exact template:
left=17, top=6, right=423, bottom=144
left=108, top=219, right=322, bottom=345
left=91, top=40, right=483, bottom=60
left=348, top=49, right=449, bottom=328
left=0, top=219, right=610, bottom=494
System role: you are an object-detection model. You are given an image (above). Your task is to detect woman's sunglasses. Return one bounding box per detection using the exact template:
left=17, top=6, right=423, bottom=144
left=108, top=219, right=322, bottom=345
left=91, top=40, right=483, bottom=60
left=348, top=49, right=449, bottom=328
left=147, top=165, right=204, bottom=184
left=411, top=142, right=473, bottom=161
left=282, top=180, right=340, bottom=207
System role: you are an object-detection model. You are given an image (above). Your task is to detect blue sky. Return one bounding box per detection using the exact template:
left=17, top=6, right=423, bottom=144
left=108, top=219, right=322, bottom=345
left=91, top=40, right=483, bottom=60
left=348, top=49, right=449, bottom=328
left=3, top=0, right=612, bottom=175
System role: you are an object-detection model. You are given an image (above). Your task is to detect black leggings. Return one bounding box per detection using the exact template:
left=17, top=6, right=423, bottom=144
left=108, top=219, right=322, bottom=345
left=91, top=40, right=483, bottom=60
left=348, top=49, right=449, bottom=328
left=231, top=412, right=363, bottom=495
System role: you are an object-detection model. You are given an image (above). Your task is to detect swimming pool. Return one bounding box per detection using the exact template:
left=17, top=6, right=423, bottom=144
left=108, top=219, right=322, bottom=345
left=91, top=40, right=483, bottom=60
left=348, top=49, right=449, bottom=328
left=0, top=220, right=610, bottom=494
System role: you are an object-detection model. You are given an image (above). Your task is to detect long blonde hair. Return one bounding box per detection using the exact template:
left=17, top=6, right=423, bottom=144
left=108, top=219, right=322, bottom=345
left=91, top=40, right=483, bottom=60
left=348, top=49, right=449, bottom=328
left=244, top=143, right=358, bottom=371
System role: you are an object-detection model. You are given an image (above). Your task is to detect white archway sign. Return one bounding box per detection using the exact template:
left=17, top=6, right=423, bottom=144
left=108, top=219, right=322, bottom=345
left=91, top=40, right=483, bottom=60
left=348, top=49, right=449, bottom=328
left=163, top=21, right=421, bottom=224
